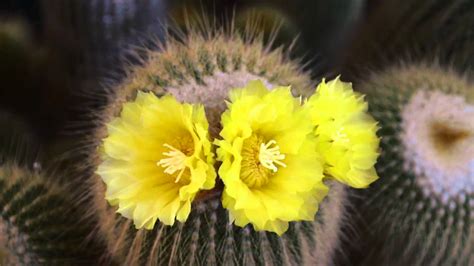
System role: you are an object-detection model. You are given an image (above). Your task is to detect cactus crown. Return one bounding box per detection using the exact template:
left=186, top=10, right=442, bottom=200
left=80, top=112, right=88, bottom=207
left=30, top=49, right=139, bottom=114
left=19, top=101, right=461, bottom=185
left=82, top=19, right=348, bottom=265
left=357, top=63, right=473, bottom=265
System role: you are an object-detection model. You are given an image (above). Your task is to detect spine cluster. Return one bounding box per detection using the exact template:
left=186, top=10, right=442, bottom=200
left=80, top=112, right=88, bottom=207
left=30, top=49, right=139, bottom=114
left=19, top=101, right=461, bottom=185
left=356, top=64, right=473, bottom=266
left=87, top=29, right=348, bottom=265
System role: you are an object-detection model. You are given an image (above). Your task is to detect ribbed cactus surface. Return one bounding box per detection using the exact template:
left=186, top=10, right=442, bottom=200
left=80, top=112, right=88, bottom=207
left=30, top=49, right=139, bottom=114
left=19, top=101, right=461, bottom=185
left=355, top=64, right=473, bottom=266
left=0, top=163, right=101, bottom=265
left=97, top=182, right=345, bottom=265
left=85, top=27, right=348, bottom=265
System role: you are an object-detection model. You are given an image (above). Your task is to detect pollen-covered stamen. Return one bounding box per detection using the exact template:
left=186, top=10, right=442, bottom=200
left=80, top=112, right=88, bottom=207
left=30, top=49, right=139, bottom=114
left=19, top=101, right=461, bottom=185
left=157, top=144, right=188, bottom=183
left=259, top=140, right=287, bottom=172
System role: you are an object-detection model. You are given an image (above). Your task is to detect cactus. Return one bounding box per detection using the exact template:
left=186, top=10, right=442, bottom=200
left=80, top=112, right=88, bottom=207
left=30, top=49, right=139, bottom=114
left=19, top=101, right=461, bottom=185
left=170, top=0, right=364, bottom=75
left=0, top=112, right=40, bottom=166
left=233, top=6, right=300, bottom=53
left=0, top=162, right=104, bottom=265
left=170, top=3, right=301, bottom=52
left=343, top=0, right=474, bottom=75
left=234, top=0, right=365, bottom=73
left=0, top=109, right=101, bottom=264
left=354, top=64, right=473, bottom=265
left=83, top=23, right=349, bottom=265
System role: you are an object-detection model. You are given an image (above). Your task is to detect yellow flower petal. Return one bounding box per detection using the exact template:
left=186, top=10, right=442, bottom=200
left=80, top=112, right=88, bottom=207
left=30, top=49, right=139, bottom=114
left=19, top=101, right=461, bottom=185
left=216, top=80, right=327, bottom=235
left=306, top=77, right=380, bottom=188
left=97, top=92, right=216, bottom=229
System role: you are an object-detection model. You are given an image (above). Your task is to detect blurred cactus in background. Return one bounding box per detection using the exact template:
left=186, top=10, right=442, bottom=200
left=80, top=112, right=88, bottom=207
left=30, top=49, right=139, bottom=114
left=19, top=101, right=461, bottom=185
left=238, top=0, right=365, bottom=75
left=169, top=2, right=300, bottom=53
left=168, top=0, right=365, bottom=77
left=0, top=110, right=105, bottom=265
left=354, top=64, right=473, bottom=265
left=0, top=163, right=104, bottom=265
left=0, top=18, right=70, bottom=141
left=40, top=0, right=167, bottom=81
left=339, top=1, right=474, bottom=265
left=341, top=0, right=474, bottom=77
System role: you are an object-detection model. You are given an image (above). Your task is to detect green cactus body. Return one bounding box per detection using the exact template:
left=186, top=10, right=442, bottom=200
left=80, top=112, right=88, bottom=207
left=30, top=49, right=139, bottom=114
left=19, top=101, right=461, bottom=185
left=96, top=181, right=345, bottom=265
left=0, top=163, right=102, bottom=265
left=87, top=28, right=348, bottom=265
left=357, top=64, right=473, bottom=266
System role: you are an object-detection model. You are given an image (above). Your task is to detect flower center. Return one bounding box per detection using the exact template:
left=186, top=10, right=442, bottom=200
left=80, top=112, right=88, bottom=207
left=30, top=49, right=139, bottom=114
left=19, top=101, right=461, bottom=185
left=157, top=144, right=188, bottom=183
left=401, top=90, right=474, bottom=202
left=241, top=135, right=287, bottom=188
left=258, top=140, right=287, bottom=172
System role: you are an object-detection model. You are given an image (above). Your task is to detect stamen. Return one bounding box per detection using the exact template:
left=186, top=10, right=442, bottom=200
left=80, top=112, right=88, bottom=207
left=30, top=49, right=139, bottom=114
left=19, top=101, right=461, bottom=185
left=157, top=144, right=187, bottom=183
left=259, top=140, right=287, bottom=172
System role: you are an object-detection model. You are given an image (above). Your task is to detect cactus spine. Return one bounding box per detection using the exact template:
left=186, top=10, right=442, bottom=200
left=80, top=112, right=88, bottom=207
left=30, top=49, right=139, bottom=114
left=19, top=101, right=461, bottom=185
left=355, top=64, right=473, bottom=266
left=0, top=162, right=104, bottom=265
left=85, top=25, right=348, bottom=265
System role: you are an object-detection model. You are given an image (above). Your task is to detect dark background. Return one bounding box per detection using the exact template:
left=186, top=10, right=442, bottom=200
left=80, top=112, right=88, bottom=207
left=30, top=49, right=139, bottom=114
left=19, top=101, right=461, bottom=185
left=0, top=0, right=367, bottom=141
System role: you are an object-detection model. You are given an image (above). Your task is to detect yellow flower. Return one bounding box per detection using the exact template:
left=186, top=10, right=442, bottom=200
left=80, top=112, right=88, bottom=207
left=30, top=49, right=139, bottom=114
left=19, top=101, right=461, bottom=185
left=97, top=92, right=216, bottom=229
left=306, top=77, right=379, bottom=188
left=216, top=80, right=328, bottom=235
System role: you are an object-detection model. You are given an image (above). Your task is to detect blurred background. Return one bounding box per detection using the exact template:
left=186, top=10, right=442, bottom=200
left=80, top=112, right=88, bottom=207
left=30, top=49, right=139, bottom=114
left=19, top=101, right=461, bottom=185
left=0, top=0, right=366, bottom=142
left=1, top=0, right=473, bottom=264
left=0, top=0, right=473, bottom=139
left=2, top=0, right=472, bottom=141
